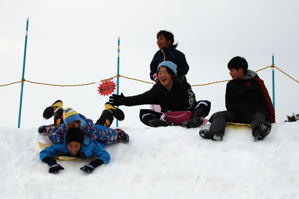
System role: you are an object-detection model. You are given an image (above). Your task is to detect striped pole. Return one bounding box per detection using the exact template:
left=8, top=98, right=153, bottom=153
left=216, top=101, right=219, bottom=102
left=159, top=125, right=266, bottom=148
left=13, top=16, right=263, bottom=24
left=116, top=37, right=120, bottom=127
left=271, top=54, right=275, bottom=110
left=18, top=18, right=29, bottom=128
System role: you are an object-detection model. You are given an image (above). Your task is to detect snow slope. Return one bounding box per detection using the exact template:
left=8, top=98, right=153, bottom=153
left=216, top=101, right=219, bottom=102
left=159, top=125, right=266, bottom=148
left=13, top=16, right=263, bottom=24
left=0, top=122, right=299, bottom=199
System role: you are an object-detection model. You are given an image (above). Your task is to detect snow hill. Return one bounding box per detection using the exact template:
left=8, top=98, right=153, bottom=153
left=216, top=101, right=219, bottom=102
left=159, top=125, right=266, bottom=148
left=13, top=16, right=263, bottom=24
left=1, top=122, right=299, bottom=199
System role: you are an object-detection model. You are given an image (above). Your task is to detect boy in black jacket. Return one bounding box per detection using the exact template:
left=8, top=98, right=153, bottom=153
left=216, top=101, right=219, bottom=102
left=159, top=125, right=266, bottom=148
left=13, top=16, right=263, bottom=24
left=199, top=56, right=275, bottom=141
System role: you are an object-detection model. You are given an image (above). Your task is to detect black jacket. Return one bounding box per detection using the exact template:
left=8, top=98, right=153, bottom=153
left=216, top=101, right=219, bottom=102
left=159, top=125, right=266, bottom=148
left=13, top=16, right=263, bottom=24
left=150, top=48, right=189, bottom=80
left=121, top=79, right=196, bottom=112
left=225, top=70, right=275, bottom=123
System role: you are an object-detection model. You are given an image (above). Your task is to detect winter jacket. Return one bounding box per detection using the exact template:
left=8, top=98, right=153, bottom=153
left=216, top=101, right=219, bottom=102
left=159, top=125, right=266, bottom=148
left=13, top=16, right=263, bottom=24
left=48, top=114, right=118, bottom=144
left=119, top=79, right=196, bottom=112
left=150, top=48, right=189, bottom=80
left=40, top=139, right=110, bottom=164
left=225, top=70, right=275, bottom=123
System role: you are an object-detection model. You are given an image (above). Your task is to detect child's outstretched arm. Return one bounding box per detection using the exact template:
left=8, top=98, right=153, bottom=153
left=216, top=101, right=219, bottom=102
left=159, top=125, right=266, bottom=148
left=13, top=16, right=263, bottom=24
left=80, top=142, right=110, bottom=174
left=40, top=144, right=66, bottom=174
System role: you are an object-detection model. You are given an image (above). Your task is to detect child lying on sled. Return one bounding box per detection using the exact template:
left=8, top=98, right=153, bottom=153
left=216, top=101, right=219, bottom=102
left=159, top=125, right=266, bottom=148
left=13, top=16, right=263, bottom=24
left=38, top=100, right=129, bottom=145
left=40, top=127, right=110, bottom=174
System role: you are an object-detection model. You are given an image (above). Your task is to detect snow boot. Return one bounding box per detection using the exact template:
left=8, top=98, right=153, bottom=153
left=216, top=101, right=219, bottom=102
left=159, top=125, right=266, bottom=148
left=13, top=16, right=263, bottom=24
left=105, top=102, right=125, bottom=121
left=115, top=128, right=129, bottom=143
left=96, top=109, right=114, bottom=127
left=253, top=122, right=271, bottom=141
left=43, top=100, right=64, bottom=125
left=199, top=129, right=223, bottom=141
left=147, top=117, right=172, bottom=127
left=181, top=117, right=204, bottom=128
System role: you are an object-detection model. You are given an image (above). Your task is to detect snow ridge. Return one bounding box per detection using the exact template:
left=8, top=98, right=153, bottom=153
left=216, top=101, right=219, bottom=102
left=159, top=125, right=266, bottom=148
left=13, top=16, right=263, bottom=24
left=0, top=122, right=298, bottom=199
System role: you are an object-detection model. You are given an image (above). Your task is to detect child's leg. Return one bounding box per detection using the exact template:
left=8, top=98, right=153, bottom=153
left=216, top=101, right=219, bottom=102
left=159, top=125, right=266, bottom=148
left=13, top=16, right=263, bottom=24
left=139, top=109, right=170, bottom=127
left=42, top=100, right=64, bottom=125
left=209, top=111, right=238, bottom=135
left=95, top=110, right=114, bottom=127
left=250, top=113, right=266, bottom=130
left=182, top=100, right=211, bottom=128
left=95, top=103, right=125, bottom=127
left=199, top=111, right=238, bottom=141
left=250, top=113, right=271, bottom=140
left=93, top=126, right=129, bottom=144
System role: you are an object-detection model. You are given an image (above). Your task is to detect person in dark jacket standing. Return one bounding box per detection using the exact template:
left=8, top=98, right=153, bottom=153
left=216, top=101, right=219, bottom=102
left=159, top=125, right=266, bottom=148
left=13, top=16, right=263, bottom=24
left=150, top=30, right=189, bottom=83
left=109, top=61, right=211, bottom=128
left=199, top=56, right=275, bottom=141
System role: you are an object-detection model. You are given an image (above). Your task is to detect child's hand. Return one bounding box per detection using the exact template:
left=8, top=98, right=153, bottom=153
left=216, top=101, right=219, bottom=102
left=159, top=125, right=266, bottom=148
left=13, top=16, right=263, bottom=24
left=80, top=164, right=94, bottom=173
left=109, top=93, right=126, bottom=106
left=152, top=73, right=158, bottom=83
left=80, top=159, right=104, bottom=173
left=49, top=164, right=64, bottom=174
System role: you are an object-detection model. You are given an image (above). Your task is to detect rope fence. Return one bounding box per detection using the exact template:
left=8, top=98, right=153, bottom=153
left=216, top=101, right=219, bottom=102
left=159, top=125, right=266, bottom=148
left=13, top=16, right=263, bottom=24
left=0, top=65, right=298, bottom=88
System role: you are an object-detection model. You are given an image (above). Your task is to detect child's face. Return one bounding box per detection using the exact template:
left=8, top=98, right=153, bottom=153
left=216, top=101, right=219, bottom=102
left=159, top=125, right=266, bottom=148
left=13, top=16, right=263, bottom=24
left=67, top=141, right=81, bottom=156
left=229, top=68, right=245, bottom=80
left=158, top=67, right=174, bottom=88
left=157, top=35, right=171, bottom=49
left=66, top=121, right=80, bottom=129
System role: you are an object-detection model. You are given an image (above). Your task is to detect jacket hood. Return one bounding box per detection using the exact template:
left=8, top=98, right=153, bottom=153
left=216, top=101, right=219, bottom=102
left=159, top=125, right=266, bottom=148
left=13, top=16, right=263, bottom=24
left=243, top=70, right=257, bottom=79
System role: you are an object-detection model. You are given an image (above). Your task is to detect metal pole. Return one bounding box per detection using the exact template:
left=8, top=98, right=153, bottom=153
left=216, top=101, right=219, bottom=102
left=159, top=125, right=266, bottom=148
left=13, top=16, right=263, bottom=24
left=18, top=18, right=29, bottom=128
left=116, top=37, right=120, bottom=127
left=271, top=54, right=275, bottom=110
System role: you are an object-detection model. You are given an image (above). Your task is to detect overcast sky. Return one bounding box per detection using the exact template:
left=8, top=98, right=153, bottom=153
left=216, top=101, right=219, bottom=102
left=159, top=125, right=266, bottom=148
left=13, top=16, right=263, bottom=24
left=0, top=0, right=299, bottom=128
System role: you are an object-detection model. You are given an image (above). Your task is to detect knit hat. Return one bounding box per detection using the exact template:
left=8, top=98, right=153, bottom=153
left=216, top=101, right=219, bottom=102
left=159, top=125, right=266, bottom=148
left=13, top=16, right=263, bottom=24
left=227, top=56, right=248, bottom=72
left=63, top=108, right=81, bottom=126
left=157, top=61, right=177, bottom=75
left=65, top=127, right=84, bottom=144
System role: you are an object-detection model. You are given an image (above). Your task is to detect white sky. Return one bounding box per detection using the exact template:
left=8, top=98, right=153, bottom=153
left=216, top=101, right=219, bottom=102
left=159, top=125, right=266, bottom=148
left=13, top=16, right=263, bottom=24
left=0, top=0, right=299, bottom=128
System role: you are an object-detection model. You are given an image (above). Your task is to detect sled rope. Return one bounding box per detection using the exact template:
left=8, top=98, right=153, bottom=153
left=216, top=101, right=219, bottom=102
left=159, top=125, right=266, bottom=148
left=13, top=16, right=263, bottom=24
left=25, top=79, right=97, bottom=87
left=274, top=65, right=299, bottom=84
left=1, top=65, right=298, bottom=87
left=0, top=80, right=23, bottom=87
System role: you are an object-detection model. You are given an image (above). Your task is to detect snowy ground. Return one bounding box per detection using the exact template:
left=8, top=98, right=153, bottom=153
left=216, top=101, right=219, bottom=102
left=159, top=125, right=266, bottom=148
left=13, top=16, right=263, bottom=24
left=0, top=122, right=299, bottom=199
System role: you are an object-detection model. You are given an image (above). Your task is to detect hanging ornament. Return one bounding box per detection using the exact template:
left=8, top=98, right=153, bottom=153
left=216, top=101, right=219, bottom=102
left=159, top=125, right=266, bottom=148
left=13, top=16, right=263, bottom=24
left=97, top=80, right=116, bottom=96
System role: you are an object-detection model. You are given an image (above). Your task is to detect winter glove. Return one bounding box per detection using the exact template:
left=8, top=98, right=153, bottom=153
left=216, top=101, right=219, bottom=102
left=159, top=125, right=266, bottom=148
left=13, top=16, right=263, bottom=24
left=42, top=156, right=64, bottom=174
left=49, top=164, right=64, bottom=174
left=109, top=93, right=126, bottom=106
left=152, top=72, right=158, bottom=83
left=80, top=164, right=94, bottom=173
left=80, top=159, right=104, bottom=174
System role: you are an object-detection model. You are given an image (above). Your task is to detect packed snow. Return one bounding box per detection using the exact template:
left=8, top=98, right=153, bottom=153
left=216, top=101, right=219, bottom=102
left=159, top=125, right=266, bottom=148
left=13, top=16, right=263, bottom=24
left=1, top=122, right=298, bottom=199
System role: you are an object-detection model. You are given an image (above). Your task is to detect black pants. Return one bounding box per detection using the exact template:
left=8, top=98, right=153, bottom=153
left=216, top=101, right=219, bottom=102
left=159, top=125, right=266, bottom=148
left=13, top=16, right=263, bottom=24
left=209, top=111, right=266, bottom=136
left=139, top=100, right=211, bottom=126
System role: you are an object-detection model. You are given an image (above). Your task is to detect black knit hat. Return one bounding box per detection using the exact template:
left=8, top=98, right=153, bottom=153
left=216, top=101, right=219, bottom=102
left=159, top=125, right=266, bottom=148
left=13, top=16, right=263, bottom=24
left=65, top=127, right=84, bottom=144
left=227, top=56, right=248, bottom=73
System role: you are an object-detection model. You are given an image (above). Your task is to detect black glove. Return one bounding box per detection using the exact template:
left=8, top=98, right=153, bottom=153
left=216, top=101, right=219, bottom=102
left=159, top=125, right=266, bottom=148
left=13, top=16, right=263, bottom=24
left=49, top=164, right=64, bottom=174
left=80, top=159, right=104, bottom=174
left=109, top=93, right=126, bottom=106
left=80, top=164, right=94, bottom=173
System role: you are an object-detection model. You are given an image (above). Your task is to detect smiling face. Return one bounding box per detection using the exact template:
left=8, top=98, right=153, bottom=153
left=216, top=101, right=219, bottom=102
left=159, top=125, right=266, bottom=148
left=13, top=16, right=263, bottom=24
left=67, top=141, right=81, bottom=156
left=157, top=35, right=171, bottom=49
left=158, top=66, right=174, bottom=88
